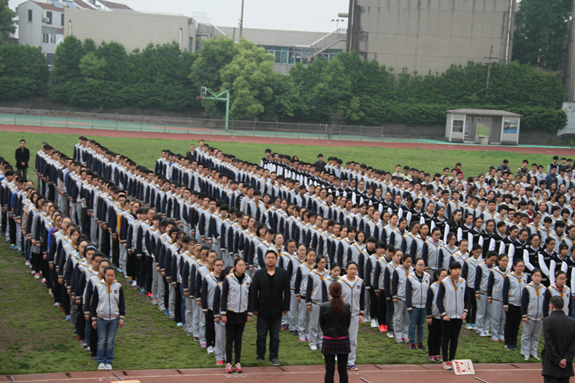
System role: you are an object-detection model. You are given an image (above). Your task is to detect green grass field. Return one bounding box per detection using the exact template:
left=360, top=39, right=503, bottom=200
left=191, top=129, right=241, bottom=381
left=0, top=130, right=552, bottom=375
left=0, top=130, right=561, bottom=178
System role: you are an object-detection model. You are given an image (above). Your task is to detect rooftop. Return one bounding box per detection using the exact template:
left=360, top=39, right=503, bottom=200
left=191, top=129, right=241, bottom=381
left=447, top=109, right=522, bottom=118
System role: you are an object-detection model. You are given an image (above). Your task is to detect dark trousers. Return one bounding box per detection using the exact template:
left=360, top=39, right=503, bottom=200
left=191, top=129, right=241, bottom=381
left=226, top=322, right=246, bottom=364
left=51, top=267, right=61, bottom=303
left=369, top=289, right=378, bottom=319
left=163, top=277, right=170, bottom=314
left=174, top=283, right=182, bottom=323
left=205, top=310, right=215, bottom=348
left=504, top=305, right=522, bottom=346
left=17, top=166, right=28, bottom=180
left=9, top=216, right=16, bottom=245
left=428, top=318, right=443, bottom=356
left=138, top=256, right=147, bottom=289
left=41, top=257, right=51, bottom=286
left=468, top=288, right=477, bottom=324
left=2, top=209, right=7, bottom=234
left=127, top=252, right=136, bottom=279
left=441, top=318, right=462, bottom=361
left=76, top=302, right=85, bottom=339
left=386, top=298, right=394, bottom=332
left=145, top=256, right=153, bottom=293
left=256, top=316, right=281, bottom=360
left=90, top=324, right=98, bottom=357
left=376, top=292, right=387, bottom=326
left=61, top=283, right=71, bottom=315
left=31, top=250, right=41, bottom=274
left=111, top=237, right=119, bottom=266
left=543, top=377, right=570, bottom=383
left=324, top=353, right=349, bottom=383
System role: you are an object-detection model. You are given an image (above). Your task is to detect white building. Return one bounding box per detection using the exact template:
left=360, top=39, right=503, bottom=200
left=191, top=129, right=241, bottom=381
left=16, top=1, right=66, bottom=62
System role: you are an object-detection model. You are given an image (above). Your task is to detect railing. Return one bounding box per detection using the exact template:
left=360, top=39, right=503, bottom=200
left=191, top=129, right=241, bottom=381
left=0, top=107, right=444, bottom=142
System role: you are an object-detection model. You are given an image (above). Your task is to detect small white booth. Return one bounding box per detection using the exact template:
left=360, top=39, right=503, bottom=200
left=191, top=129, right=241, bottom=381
left=445, top=109, right=522, bottom=145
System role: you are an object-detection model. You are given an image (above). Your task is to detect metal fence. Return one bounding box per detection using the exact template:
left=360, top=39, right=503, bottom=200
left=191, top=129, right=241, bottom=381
left=0, top=107, right=440, bottom=142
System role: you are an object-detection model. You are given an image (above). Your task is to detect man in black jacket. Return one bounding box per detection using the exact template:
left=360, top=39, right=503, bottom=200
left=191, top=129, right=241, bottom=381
left=15, top=139, right=30, bottom=179
left=542, top=296, right=575, bottom=383
left=250, top=249, right=290, bottom=366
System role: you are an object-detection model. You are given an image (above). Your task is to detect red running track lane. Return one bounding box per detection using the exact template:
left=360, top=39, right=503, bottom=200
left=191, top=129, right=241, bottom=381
left=2, top=123, right=574, bottom=155
left=5, top=363, right=543, bottom=383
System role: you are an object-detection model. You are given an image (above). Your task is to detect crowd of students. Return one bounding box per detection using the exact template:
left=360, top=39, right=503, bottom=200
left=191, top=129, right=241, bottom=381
left=1, top=137, right=574, bottom=373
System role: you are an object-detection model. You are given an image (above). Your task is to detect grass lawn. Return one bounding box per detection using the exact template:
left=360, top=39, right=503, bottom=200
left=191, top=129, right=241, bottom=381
left=0, top=130, right=547, bottom=375
left=0, top=237, right=540, bottom=375
left=0, top=130, right=562, bottom=177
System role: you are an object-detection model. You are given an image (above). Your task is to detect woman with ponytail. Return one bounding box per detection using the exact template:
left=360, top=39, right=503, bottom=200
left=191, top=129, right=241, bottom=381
left=320, top=282, right=351, bottom=383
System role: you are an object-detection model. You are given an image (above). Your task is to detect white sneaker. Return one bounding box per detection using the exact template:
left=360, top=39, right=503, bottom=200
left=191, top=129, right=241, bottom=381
left=523, top=355, right=529, bottom=361
left=465, top=324, right=473, bottom=330
left=105, top=364, right=112, bottom=370
left=98, top=363, right=106, bottom=370
left=387, top=332, right=394, bottom=338
left=207, top=346, right=214, bottom=354
left=131, top=281, right=137, bottom=287
left=396, top=338, right=403, bottom=344
left=370, top=319, right=377, bottom=328
left=310, top=345, right=317, bottom=351
left=480, top=332, right=491, bottom=337
left=53, top=302, right=61, bottom=308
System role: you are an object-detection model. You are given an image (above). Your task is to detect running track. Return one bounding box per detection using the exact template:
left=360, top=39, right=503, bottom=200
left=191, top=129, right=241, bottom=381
left=2, top=124, right=574, bottom=155
left=3, top=363, right=544, bottom=383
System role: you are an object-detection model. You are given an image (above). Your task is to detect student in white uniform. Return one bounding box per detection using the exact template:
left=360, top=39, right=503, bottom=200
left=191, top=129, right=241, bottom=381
left=406, top=258, right=431, bottom=350
left=426, top=268, right=448, bottom=362
left=474, top=252, right=498, bottom=337
left=487, top=254, right=509, bottom=342
left=520, top=269, right=546, bottom=361
left=294, top=248, right=316, bottom=342
left=337, top=261, right=365, bottom=372
left=391, top=253, right=413, bottom=343
left=305, top=255, right=330, bottom=351
left=436, top=261, right=470, bottom=371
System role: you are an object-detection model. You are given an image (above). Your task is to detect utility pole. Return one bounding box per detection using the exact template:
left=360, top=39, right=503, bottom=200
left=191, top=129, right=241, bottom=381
left=239, top=0, right=245, bottom=39
left=484, top=44, right=500, bottom=96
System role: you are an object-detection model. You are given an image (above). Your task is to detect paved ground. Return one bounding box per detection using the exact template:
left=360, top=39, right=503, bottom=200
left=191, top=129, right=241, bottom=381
left=3, top=363, right=544, bottom=383
left=1, top=123, right=575, bottom=156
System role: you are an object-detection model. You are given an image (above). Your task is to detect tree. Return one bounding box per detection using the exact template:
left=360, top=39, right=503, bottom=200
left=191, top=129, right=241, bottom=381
left=219, top=39, right=275, bottom=120
left=0, top=0, right=15, bottom=42
left=190, top=36, right=237, bottom=90
left=50, top=35, right=85, bottom=102
left=79, top=51, right=106, bottom=79
left=513, top=0, right=573, bottom=71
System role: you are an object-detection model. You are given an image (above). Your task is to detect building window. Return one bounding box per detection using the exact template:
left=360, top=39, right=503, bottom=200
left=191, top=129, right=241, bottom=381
left=46, top=11, right=52, bottom=24
left=43, top=33, right=49, bottom=43
left=61, top=13, right=64, bottom=26
left=453, top=120, right=464, bottom=133
left=50, top=33, right=56, bottom=43
left=47, top=53, right=54, bottom=64
left=28, top=10, right=32, bottom=21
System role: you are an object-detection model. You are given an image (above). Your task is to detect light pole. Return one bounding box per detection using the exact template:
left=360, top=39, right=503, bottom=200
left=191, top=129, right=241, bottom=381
left=332, top=18, right=344, bottom=30
left=239, top=0, right=245, bottom=39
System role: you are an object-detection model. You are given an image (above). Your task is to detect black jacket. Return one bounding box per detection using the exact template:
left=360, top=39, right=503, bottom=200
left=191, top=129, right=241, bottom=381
left=15, top=148, right=30, bottom=168
left=320, top=302, right=351, bottom=338
left=249, top=267, right=290, bottom=319
left=542, top=310, right=575, bottom=378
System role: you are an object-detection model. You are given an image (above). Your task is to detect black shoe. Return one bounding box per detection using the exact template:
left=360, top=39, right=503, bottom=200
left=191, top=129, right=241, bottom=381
left=256, top=357, right=264, bottom=362
left=409, top=344, right=417, bottom=350
left=504, top=345, right=513, bottom=350
left=271, top=358, right=280, bottom=366
left=417, top=343, right=426, bottom=351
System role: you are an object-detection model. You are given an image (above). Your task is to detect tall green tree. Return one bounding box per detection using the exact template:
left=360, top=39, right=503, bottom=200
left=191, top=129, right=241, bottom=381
left=219, top=39, right=275, bottom=120
left=513, top=0, right=573, bottom=71
left=190, top=36, right=237, bottom=90
left=0, top=0, right=15, bottom=42
left=0, top=44, right=48, bottom=100
left=50, top=35, right=85, bottom=102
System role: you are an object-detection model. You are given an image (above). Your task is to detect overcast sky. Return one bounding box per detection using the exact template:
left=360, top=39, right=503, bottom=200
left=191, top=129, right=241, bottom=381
left=11, top=0, right=350, bottom=32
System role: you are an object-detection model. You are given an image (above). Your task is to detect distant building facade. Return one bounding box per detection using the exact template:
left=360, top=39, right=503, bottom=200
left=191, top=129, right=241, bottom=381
left=346, top=0, right=516, bottom=74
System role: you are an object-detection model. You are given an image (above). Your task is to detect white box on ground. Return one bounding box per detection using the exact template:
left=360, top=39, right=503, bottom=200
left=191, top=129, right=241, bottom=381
left=452, top=359, right=475, bottom=375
